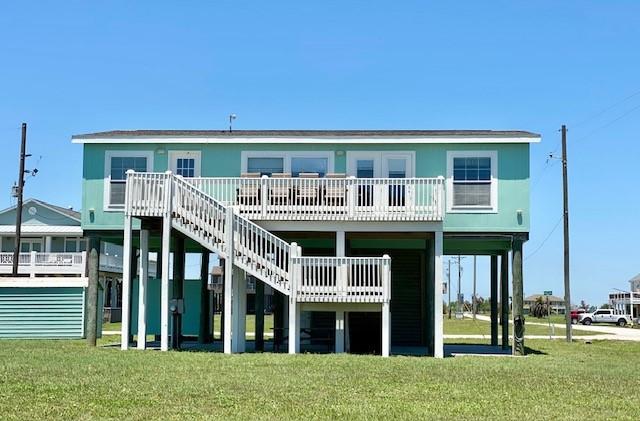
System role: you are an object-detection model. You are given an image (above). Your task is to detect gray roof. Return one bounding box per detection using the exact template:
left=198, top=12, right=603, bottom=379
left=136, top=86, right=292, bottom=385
left=525, top=294, right=564, bottom=303
left=0, top=198, right=80, bottom=221
left=73, top=129, right=540, bottom=140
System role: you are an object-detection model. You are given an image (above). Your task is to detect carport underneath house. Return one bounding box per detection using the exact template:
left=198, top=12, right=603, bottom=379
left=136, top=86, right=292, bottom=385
left=85, top=228, right=526, bottom=356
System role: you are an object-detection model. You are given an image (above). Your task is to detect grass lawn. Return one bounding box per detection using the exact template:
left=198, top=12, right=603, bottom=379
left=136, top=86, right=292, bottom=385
left=1, top=338, right=639, bottom=419
left=444, top=317, right=603, bottom=337
left=103, top=315, right=275, bottom=337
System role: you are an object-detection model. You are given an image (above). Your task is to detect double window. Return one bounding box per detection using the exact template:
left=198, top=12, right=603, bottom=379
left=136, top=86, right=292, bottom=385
left=64, top=238, right=87, bottom=253
left=104, top=151, right=154, bottom=210
left=447, top=151, right=497, bottom=212
left=242, top=152, right=333, bottom=176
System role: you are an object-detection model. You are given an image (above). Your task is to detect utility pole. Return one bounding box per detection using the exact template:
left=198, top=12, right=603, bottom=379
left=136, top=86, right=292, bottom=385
left=12, top=123, right=27, bottom=276
left=447, top=259, right=452, bottom=319
left=472, top=255, right=477, bottom=320
left=561, top=124, right=572, bottom=342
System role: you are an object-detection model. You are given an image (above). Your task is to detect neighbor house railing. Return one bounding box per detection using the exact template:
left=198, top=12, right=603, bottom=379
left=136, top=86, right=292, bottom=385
left=188, top=176, right=444, bottom=221
left=0, top=252, right=87, bottom=277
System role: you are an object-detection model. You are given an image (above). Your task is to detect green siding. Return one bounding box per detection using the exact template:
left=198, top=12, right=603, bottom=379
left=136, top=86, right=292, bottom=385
left=0, top=287, right=85, bottom=339
left=82, top=142, right=530, bottom=233
left=130, top=278, right=204, bottom=336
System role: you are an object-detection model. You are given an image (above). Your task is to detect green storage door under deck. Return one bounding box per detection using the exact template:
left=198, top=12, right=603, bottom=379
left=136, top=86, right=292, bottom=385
left=0, top=287, right=85, bottom=339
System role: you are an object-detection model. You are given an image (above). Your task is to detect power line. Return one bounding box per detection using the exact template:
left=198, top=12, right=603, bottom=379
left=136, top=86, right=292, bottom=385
left=571, top=88, right=640, bottom=129
left=524, top=215, right=563, bottom=262
left=572, top=102, right=640, bottom=143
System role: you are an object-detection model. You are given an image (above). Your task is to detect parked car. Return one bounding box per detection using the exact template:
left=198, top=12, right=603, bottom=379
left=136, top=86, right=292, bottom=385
left=570, top=309, right=586, bottom=324
left=579, top=309, right=631, bottom=326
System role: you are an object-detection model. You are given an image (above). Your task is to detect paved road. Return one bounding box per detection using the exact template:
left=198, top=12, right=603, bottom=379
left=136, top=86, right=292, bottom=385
left=467, top=313, right=640, bottom=341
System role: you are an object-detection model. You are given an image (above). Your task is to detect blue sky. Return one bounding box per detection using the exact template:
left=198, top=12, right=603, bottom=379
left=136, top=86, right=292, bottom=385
left=1, top=1, right=639, bottom=305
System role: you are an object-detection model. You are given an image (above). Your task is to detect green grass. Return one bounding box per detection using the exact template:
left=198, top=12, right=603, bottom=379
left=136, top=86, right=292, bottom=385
left=103, top=315, right=275, bottom=337
left=444, top=317, right=604, bottom=337
left=1, top=339, right=639, bottom=419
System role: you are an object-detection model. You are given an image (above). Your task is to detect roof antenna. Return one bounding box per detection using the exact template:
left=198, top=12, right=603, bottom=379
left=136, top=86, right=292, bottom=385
left=229, top=114, right=236, bottom=133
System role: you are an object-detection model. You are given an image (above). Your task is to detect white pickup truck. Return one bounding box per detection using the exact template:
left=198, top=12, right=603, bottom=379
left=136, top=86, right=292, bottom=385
left=579, top=308, right=631, bottom=326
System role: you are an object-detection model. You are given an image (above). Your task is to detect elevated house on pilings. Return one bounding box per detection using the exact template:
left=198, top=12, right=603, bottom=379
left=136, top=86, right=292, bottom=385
left=73, top=129, right=538, bottom=356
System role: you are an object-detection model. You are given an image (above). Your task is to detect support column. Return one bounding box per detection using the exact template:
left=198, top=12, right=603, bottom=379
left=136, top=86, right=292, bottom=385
left=433, top=230, right=444, bottom=358
left=137, top=229, right=149, bottom=350
left=223, top=207, right=233, bottom=354
left=160, top=214, right=171, bottom=351
left=288, top=243, right=300, bottom=354
left=426, top=237, right=435, bottom=355
left=335, top=310, right=345, bottom=353
left=121, top=215, right=133, bottom=351
left=45, top=236, right=52, bottom=252
left=335, top=232, right=346, bottom=353
left=86, top=236, right=100, bottom=346
left=231, top=266, right=246, bottom=353
left=500, top=251, right=510, bottom=349
left=172, top=236, right=185, bottom=350
left=512, top=236, right=525, bottom=356
left=273, top=291, right=284, bottom=352
left=255, top=279, right=265, bottom=352
left=490, top=255, right=498, bottom=346
left=198, top=250, right=211, bottom=344
left=129, top=246, right=138, bottom=344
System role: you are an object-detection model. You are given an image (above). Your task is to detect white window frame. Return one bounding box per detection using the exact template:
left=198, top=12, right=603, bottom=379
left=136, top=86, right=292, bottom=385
left=346, top=151, right=415, bottom=177
left=446, top=150, right=498, bottom=213
left=241, top=151, right=334, bottom=175
left=104, top=150, right=154, bottom=211
left=168, top=150, right=201, bottom=178
left=64, top=237, right=87, bottom=253
left=20, top=238, right=43, bottom=253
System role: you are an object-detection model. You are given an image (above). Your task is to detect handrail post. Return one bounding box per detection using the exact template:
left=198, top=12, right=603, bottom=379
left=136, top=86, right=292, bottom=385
left=81, top=251, right=87, bottom=276
left=347, top=176, right=356, bottom=218
left=261, top=175, right=268, bottom=218
left=437, top=176, right=445, bottom=220
left=164, top=171, right=173, bottom=216
left=30, top=250, right=37, bottom=277
left=125, top=169, right=135, bottom=215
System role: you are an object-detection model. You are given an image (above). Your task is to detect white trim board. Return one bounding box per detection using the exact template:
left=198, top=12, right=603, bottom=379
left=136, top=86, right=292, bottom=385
left=73, top=136, right=540, bottom=145
left=0, top=278, right=88, bottom=288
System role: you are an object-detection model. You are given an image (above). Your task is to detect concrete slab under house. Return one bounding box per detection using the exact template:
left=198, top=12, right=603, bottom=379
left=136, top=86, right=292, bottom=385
left=72, top=129, right=540, bottom=357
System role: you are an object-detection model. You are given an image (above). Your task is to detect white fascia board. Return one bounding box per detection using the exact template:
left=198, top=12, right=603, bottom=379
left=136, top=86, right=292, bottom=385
left=72, top=136, right=541, bottom=145
left=0, top=226, right=84, bottom=235
left=0, top=277, right=88, bottom=288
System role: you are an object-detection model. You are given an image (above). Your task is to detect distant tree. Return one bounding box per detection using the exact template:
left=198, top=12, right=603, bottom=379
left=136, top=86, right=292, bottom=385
left=530, top=296, right=550, bottom=318
left=580, top=300, right=589, bottom=310
left=601, top=303, right=611, bottom=309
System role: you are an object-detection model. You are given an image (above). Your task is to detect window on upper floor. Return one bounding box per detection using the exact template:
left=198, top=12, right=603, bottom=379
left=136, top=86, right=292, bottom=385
left=64, top=238, right=87, bottom=253
left=243, top=152, right=333, bottom=177
left=169, top=151, right=201, bottom=178
left=104, top=151, right=154, bottom=210
left=291, top=157, right=328, bottom=177
left=446, top=151, right=497, bottom=213
left=247, top=157, right=284, bottom=176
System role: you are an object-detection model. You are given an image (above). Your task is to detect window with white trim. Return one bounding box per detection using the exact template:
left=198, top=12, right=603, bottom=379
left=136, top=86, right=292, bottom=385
left=64, top=238, right=87, bottom=253
left=242, top=151, right=333, bottom=176
left=169, top=151, right=201, bottom=178
left=104, top=151, right=153, bottom=210
left=447, top=151, right=497, bottom=212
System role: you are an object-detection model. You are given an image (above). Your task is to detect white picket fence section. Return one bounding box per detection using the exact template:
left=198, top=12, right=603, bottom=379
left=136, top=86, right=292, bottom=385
left=125, top=171, right=392, bottom=303
left=189, top=176, right=444, bottom=221
left=0, top=252, right=87, bottom=277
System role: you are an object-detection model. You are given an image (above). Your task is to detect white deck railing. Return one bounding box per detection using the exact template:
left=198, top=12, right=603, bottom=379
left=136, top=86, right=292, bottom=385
left=294, top=255, right=391, bottom=303
left=189, top=176, right=444, bottom=221
left=0, top=252, right=86, bottom=277
left=125, top=172, right=392, bottom=302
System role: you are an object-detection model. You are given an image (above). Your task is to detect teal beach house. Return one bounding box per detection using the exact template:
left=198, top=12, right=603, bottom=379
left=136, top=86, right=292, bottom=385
left=73, top=130, right=539, bottom=357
